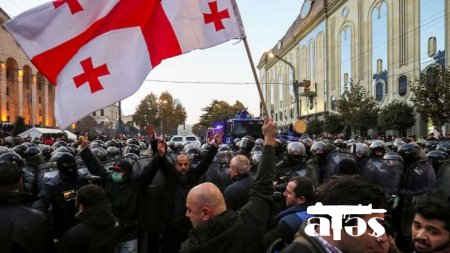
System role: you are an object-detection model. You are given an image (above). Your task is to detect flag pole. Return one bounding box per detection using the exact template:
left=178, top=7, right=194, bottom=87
left=242, top=36, right=270, bottom=119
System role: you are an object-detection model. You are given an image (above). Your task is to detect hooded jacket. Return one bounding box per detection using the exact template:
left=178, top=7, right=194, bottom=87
left=58, top=201, right=121, bottom=253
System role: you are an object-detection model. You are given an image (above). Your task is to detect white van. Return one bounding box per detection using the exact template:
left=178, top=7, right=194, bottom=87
left=169, top=134, right=201, bottom=147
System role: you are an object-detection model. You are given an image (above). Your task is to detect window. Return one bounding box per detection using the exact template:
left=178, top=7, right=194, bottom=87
left=39, top=109, right=42, bottom=116
left=398, top=75, right=407, bottom=96
left=6, top=87, right=9, bottom=96
left=331, top=96, right=336, bottom=110
left=39, top=97, right=42, bottom=104
left=6, top=103, right=9, bottom=111
left=92, top=112, right=96, bottom=116
left=376, top=82, right=384, bottom=101
left=100, top=109, right=104, bottom=116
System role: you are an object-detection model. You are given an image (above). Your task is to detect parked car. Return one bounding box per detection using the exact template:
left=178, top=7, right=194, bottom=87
left=169, top=134, right=201, bottom=148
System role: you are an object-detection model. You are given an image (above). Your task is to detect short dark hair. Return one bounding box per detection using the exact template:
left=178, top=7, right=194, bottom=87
left=317, top=176, right=385, bottom=208
left=76, top=184, right=107, bottom=207
left=0, top=160, right=21, bottom=188
left=316, top=176, right=386, bottom=226
left=290, top=176, right=316, bottom=205
left=414, top=198, right=450, bottom=232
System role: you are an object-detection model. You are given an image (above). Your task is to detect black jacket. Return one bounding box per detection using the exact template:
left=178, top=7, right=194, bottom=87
left=223, top=173, right=253, bottom=210
left=32, top=173, right=90, bottom=239
left=152, top=145, right=218, bottom=230
left=179, top=145, right=275, bottom=253
left=58, top=202, right=121, bottom=253
left=81, top=148, right=160, bottom=241
left=0, top=192, right=54, bottom=253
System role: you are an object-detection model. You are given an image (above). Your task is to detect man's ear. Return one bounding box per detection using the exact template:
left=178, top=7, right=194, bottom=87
left=202, top=207, right=211, bottom=221
left=297, top=195, right=306, bottom=204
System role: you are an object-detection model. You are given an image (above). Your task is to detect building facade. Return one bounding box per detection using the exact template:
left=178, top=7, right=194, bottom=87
left=258, top=0, right=449, bottom=137
left=91, top=103, right=119, bottom=130
left=0, top=9, right=56, bottom=127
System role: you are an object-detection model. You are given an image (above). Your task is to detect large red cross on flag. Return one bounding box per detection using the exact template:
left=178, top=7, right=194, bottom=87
left=5, top=0, right=245, bottom=129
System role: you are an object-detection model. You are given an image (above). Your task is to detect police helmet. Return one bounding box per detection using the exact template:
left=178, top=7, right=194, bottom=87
left=397, top=143, right=426, bottom=166
left=52, top=140, right=68, bottom=149
left=12, top=144, right=28, bottom=157
left=436, top=142, right=450, bottom=156
left=126, top=138, right=139, bottom=146
left=106, top=146, right=120, bottom=157
left=0, top=152, right=25, bottom=167
left=124, top=144, right=140, bottom=156
left=92, top=147, right=108, bottom=162
left=23, top=147, right=43, bottom=167
left=287, top=142, right=306, bottom=158
left=239, top=136, right=255, bottom=150
left=90, top=140, right=105, bottom=150
left=216, top=150, right=234, bottom=164
left=251, top=152, right=262, bottom=167
left=350, top=143, right=370, bottom=159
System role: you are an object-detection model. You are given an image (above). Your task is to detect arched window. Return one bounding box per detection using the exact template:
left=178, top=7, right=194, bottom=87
left=376, top=82, right=384, bottom=101
left=398, top=75, right=407, bottom=96
left=340, top=26, right=352, bottom=94
left=372, top=2, right=388, bottom=96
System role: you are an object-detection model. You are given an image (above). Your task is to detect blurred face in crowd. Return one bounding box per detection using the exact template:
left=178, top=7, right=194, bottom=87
left=412, top=214, right=450, bottom=253
left=176, top=155, right=190, bottom=175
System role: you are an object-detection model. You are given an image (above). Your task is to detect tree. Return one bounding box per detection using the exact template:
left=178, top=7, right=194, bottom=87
left=132, top=93, right=159, bottom=129
left=306, top=118, right=323, bottom=136
left=197, top=100, right=246, bottom=130
left=158, top=92, right=187, bottom=136
left=323, top=113, right=345, bottom=136
left=13, top=116, right=29, bottom=136
left=378, top=100, right=415, bottom=137
left=336, top=82, right=379, bottom=137
left=410, top=66, right=450, bottom=128
left=76, top=115, right=97, bottom=134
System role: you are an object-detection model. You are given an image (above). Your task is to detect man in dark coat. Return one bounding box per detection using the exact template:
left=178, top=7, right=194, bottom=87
left=179, top=118, right=277, bottom=253
left=58, top=184, right=120, bottom=253
left=0, top=160, right=54, bottom=253
left=152, top=133, right=221, bottom=253
left=223, top=154, right=253, bottom=210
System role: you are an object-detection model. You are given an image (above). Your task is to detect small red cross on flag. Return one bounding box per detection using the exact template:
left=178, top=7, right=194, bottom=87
left=53, top=0, right=84, bottom=14
left=73, top=57, right=110, bottom=94
left=203, top=1, right=230, bottom=31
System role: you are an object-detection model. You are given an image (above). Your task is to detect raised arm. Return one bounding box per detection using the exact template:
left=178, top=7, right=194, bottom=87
left=192, top=133, right=221, bottom=178
left=78, top=135, right=108, bottom=179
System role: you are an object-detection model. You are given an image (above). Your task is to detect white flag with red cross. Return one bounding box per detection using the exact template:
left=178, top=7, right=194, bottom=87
left=5, top=0, right=245, bottom=129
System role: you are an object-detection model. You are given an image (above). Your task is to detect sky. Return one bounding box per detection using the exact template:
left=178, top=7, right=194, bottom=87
left=0, top=0, right=301, bottom=125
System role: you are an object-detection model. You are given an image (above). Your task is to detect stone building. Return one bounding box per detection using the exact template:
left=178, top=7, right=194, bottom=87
left=258, top=0, right=449, bottom=137
left=0, top=9, right=56, bottom=127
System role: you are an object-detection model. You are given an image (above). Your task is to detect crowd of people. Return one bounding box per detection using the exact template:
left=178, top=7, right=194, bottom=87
left=1, top=120, right=450, bottom=253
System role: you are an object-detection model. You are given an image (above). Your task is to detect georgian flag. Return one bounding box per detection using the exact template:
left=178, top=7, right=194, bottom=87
left=5, top=0, right=245, bottom=129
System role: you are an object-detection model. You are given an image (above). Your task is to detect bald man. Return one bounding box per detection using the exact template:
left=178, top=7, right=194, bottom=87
left=180, top=118, right=277, bottom=253
left=223, top=154, right=253, bottom=210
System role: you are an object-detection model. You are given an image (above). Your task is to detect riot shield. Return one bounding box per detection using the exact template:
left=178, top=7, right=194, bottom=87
left=360, top=157, right=403, bottom=196
left=400, top=159, right=436, bottom=196
left=323, top=151, right=358, bottom=183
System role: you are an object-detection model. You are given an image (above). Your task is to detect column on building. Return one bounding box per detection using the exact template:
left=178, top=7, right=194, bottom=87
left=31, top=75, right=38, bottom=126
left=17, top=70, right=23, bottom=117
left=0, top=63, right=5, bottom=121
left=44, top=80, right=49, bottom=127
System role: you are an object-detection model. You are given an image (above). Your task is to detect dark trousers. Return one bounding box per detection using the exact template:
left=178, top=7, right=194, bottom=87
left=160, top=225, right=190, bottom=253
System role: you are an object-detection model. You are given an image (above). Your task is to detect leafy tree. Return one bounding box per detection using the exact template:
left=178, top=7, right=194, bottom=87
left=158, top=92, right=187, bottom=136
left=13, top=116, right=29, bottom=136
left=410, top=66, right=450, bottom=128
left=76, top=115, right=97, bottom=134
left=323, top=113, right=345, bottom=136
left=378, top=100, right=415, bottom=137
left=132, top=93, right=159, bottom=129
left=336, top=82, right=379, bottom=137
left=197, top=100, right=246, bottom=130
left=306, top=118, right=323, bottom=136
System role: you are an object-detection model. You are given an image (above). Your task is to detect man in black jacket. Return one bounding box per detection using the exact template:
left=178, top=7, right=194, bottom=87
left=152, top=133, right=221, bottom=253
left=180, top=118, right=277, bottom=253
left=223, top=154, right=253, bottom=210
left=58, top=184, right=120, bottom=253
left=0, top=160, right=54, bottom=253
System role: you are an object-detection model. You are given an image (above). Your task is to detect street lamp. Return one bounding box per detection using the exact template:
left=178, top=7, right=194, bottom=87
left=160, top=99, right=168, bottom=138
left=267, top=51, right=300, bottom=119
